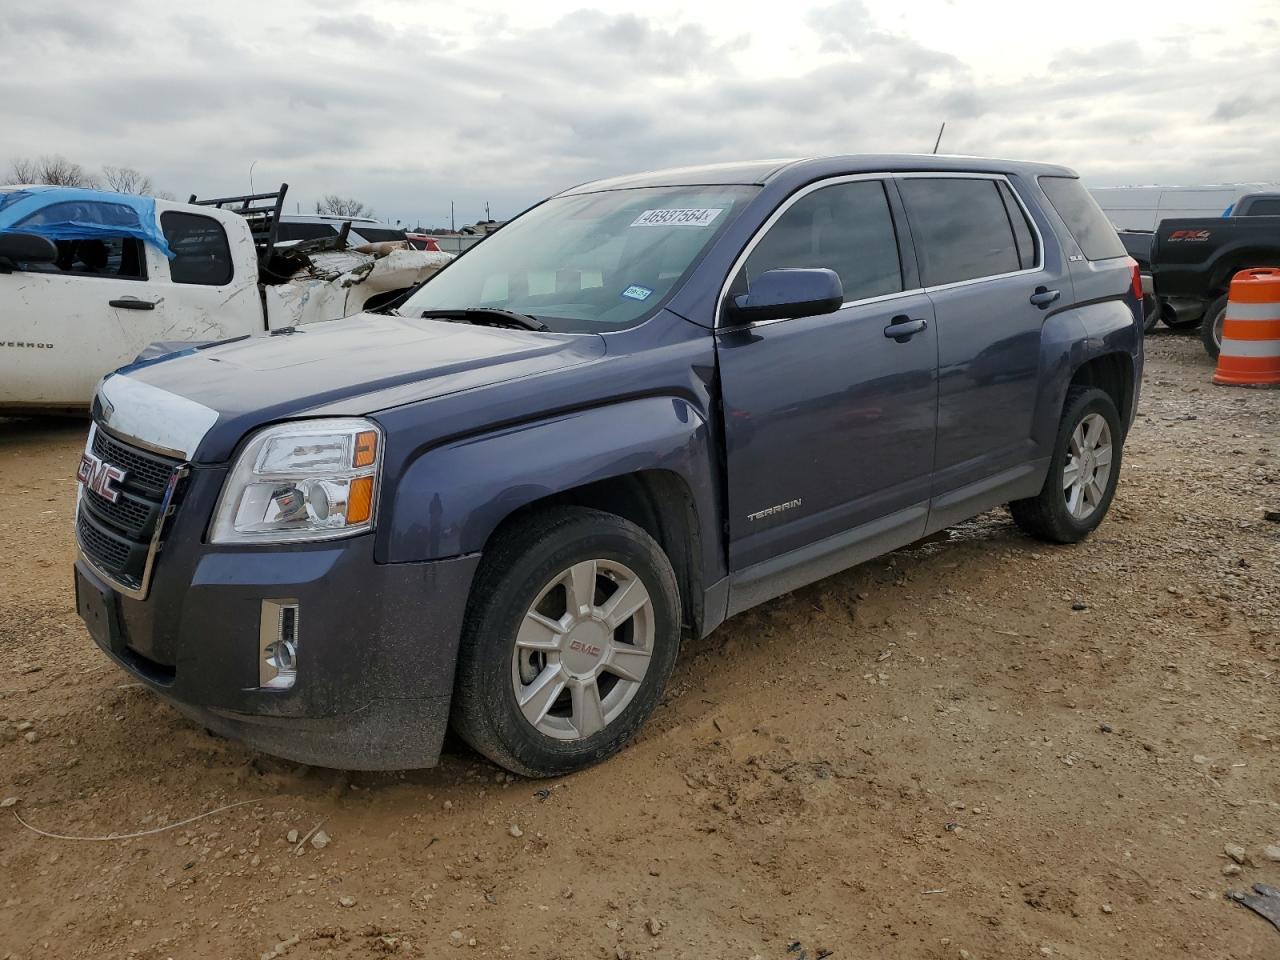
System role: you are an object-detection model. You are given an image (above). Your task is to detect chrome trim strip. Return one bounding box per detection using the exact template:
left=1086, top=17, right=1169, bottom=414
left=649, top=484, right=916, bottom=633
left=714, top=171, right=1048, bottom=329
left=715, top=173, right=891, bottom=329
left=76, top=452, right=190, bottom=602
left=728, top=287, right=930, bottom=330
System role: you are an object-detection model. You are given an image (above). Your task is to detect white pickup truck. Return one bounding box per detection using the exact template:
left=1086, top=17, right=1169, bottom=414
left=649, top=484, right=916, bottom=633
left=0, top=184, right=450, bottom=414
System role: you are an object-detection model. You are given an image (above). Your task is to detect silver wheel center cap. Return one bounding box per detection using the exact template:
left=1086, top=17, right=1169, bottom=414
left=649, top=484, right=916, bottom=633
left=562, top=619, right=610, bottom=676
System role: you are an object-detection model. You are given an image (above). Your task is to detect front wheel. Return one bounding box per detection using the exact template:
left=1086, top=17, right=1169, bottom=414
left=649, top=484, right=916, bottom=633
left=450, top=507, right=681, bottom=777
left=1009, top=386, right=1123, bottom=544
left=1200, top=294, right=1227, bottom=360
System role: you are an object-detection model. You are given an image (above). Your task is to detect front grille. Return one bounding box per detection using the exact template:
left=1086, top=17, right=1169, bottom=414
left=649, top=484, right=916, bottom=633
left=77, top=426, right=185, bottom=595
left=92, top=428, right=177, bottom=498
left=80, top=486, right=155, bottom=540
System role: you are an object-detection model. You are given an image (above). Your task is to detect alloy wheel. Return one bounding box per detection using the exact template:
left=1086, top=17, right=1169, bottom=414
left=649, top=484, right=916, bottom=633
left=510, top=559, right=654, bottom=741
left=1063, top=412, right=1113, bottom=521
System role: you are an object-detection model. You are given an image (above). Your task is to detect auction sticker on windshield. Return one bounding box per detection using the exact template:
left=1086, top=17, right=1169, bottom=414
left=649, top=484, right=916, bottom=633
left=631, top=208, right=723, bottom=227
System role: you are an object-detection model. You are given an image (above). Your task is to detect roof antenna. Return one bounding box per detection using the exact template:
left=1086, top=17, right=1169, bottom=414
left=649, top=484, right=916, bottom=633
left=932, top=122, right=946, bottom=155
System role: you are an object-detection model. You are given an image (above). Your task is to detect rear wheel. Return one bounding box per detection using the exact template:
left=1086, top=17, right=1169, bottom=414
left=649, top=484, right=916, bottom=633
left=1142, top=294, right=1161, bottom=334
left=451, top=507, right=681, bottom=777
left=1200, top=294, right=1227, bottom=360
left=1161, top=309, right=1203, bottom=330
left=1009, top=386, right=1123, bottom=544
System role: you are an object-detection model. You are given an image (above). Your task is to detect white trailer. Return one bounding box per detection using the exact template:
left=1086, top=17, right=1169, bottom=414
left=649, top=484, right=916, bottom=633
left=1090, top=182, right=1280, bottom=232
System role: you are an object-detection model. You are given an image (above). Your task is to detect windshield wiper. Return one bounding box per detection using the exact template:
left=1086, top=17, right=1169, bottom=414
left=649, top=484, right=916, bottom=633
left=418, top=308, right=548, bottom=332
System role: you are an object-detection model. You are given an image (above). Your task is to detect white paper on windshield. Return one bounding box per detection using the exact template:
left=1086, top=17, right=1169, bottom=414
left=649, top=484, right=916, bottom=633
left=630, top=208, right=724, bottom=228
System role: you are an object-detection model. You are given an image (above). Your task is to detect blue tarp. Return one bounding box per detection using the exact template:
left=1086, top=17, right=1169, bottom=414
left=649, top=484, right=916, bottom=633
left=0, top=186, right=174, bottom=258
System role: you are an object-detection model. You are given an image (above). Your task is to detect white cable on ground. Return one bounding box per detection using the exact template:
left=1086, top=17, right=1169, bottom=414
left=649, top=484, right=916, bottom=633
left=11, top=798, right=262, bottom=841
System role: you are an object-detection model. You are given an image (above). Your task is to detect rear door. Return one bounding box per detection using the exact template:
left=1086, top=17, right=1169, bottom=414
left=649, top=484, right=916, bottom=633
left=896, top=174, right=1068, bottom=525
left=716, top=176, right=937, bottom=573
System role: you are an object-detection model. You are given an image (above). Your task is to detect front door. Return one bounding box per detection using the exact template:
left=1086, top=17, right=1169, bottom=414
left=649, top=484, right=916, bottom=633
left=716, top=177, right=938, bottom=574
left=0, top=231, right=167, bottom=409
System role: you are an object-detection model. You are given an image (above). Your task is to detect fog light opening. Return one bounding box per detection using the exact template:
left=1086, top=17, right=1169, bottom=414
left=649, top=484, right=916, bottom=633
left=260, top=599, right=300, bottom=690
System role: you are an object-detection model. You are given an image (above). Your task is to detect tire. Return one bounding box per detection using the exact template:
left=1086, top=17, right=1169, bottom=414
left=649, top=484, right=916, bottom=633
left=1009, top=386, right=1123, bottom=544
left=1161, top=310, right=1203, bottom=330
left=1200, top=294, right=1227, bottom=360
left=1141, top=294, right=1160, bottom=334
left=450, top=506, right=681, bottom=777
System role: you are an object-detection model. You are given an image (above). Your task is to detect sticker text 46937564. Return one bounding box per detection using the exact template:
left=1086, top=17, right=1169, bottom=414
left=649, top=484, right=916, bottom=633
left=630, top=208, right=724, bottom=228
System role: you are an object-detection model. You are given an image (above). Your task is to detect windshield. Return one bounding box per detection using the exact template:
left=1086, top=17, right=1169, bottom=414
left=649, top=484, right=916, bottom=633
left=399, top=185, right=758, bottom=333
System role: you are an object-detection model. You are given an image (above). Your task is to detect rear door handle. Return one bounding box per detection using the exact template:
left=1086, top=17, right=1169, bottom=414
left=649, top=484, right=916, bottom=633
left=1029, top=287, right=1060, bottom=309
left=884, top=315, right=928, bottom=342
left=109, top=297, right=158, bottom=311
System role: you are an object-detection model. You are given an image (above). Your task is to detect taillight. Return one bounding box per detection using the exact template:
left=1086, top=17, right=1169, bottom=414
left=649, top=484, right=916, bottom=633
left=1126, top=257, right=1142, bottom=300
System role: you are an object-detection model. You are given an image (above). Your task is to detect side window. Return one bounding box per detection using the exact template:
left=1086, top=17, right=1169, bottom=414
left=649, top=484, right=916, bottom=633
left=898, top=178, right=1021, bottom=286
left=739, top=180, right=903, bottom=304
left=1240, top=197, right=1280, bottom=216
left=998, top=181, right=1038, bottom=270
left=276, top=222, right=341, bottom=242
left=161, top=212, right=234, bottom=286
left=13, top=200, right=146, bottom=280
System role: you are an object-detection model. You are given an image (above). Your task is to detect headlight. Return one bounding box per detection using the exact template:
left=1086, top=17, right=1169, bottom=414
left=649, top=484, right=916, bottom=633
left=210, top=418, right=383, bottom=544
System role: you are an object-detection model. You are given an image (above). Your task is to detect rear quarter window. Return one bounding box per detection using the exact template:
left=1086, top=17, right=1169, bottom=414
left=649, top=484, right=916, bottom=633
left=1038, top=176, right=1126, bottom=261
left=161, top=212, right=234, bottom=286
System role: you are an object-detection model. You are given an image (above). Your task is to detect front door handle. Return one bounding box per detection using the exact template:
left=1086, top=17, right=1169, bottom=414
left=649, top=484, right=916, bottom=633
left=884, top=315, right=928, bottom=342
left=1029, top=287, right=1060, bottom=309
left=109, top=297, right=158, bottom=311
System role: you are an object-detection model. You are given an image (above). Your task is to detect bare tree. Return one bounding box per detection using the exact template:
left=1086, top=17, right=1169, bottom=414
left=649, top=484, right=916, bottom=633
left=101, top=165, right=155, bottom=195
left=4, top=154, right=99, bottom=188
left=316, top=195, right=373, bottom=218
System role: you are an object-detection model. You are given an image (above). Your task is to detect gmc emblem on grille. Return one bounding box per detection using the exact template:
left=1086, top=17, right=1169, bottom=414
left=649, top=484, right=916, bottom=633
left=77, top=452, right=127, bottom=504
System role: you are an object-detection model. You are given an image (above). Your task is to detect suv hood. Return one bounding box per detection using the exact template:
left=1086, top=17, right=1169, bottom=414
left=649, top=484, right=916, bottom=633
left=98, top=313, right=607, bottom=462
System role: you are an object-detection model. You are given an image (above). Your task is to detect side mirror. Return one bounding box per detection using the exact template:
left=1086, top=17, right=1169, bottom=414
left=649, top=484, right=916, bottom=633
left=723, top=268, right=844, bottom=325
left=0, top=231, right=58, bottom=272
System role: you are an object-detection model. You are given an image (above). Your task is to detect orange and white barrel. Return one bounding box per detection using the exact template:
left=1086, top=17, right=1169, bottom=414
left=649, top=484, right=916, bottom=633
left=1215, top=268, right=1280, bottom=387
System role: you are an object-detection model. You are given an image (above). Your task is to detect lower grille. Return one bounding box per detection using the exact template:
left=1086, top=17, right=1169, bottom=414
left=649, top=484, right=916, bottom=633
left=76, top=425, right=187, bottom=598
left=77, top=512, right=132, bottom=574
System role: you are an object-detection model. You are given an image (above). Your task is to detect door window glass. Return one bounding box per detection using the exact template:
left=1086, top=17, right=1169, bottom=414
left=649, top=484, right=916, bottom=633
left=998, top=181, right=1038, bottom=270
left=161, top=212, right=234, bottom=286
left=898, top=177, right=1022, bottom=286
left=9, top=200, right=146, bottom=280
left=739, top=180, right=903, bottom=303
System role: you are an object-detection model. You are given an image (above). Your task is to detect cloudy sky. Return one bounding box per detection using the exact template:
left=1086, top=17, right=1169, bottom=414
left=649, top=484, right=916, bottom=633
left=1, top=0, right=1276, bottom=227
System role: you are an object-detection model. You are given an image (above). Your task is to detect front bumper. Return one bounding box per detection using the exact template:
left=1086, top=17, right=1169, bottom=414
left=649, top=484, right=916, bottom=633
left=75, top=534, right=481, bottom=771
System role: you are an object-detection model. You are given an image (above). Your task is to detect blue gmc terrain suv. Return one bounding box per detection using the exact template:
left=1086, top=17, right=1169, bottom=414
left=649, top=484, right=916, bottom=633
left=70, top=155, right=1143, bottom=776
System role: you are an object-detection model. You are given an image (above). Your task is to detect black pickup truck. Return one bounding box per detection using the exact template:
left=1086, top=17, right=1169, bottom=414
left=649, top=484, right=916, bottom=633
left=1151, top=192, right=1280, bottom=357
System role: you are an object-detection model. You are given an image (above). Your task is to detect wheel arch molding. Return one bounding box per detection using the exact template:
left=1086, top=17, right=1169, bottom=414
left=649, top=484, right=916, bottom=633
left=374, top=397, right=721, bottom=592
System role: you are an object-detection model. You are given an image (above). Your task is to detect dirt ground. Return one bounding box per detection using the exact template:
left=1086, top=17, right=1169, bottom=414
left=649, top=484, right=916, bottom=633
left=1, top=330, right=1277, bottom=960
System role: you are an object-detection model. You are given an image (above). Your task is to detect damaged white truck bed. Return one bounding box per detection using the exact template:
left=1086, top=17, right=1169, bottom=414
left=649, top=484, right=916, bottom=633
left=0, top=185, right=451, bottom=413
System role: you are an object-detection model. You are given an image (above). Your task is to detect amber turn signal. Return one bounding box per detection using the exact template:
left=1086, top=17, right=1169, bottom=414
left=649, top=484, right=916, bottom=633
left=353, top=430, right=379, bottom=468
left=345, top=475, right=375, bottom=524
